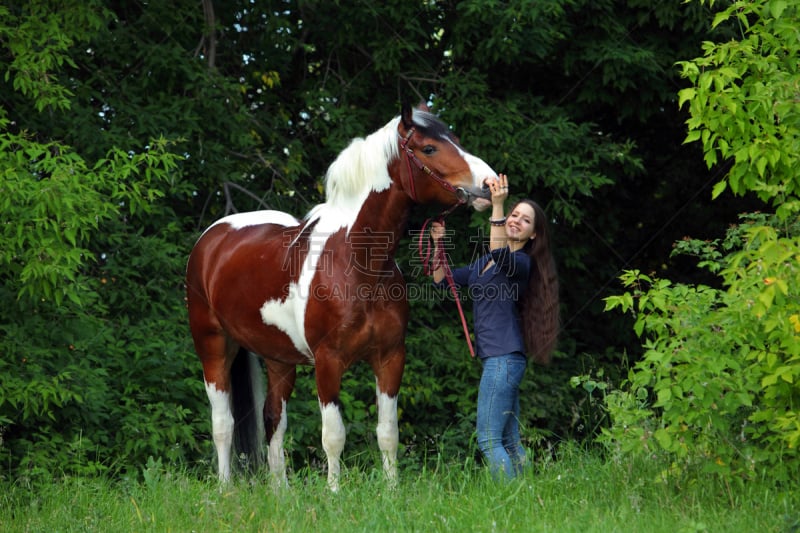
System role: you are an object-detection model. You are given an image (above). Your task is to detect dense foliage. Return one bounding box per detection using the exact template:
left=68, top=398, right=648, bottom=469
left=1, top=0, right=784, bottom=485
left=602, top=0, right=800, bottom=482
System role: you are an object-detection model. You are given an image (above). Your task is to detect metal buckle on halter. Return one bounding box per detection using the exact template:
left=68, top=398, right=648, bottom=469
left=401, top=127, right=415, bottom=149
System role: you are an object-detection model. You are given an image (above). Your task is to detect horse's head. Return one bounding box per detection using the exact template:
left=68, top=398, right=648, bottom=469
left=396, top=104, right=495, bottom=211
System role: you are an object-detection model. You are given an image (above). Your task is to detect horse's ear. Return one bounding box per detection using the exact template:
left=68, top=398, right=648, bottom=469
left=416, top=101, right=430, bottom=113
left=400, top=101, right=414, bottom=129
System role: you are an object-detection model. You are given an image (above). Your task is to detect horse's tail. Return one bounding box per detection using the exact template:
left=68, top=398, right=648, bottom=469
left=231, top=348, right=266, bottom=472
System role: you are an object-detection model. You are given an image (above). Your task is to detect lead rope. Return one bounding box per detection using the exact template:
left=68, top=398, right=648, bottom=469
left=419, top=216, right=476, bottom=358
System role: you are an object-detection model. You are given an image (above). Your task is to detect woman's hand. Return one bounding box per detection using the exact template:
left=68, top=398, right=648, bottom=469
left=430, top=221, right=446, bottom=244
left=486, top=173, right=509, bottom=206
left=430, top=221, right=448, bottom=283
left=487, top=174, right=509, bottom=251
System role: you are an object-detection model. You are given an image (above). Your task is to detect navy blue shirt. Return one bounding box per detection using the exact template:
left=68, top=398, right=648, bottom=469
left=436, top=247, right=531, bottom=359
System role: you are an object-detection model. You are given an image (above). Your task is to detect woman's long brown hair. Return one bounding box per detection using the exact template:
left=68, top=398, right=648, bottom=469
left=514, top=199, right=559, bottom=365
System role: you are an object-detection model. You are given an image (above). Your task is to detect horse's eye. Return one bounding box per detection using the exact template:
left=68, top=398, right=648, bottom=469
left=421, top=145, right=436, bottom=156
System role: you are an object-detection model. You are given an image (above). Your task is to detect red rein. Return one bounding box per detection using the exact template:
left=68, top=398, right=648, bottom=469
left=418, top=217, right=475, bottom=358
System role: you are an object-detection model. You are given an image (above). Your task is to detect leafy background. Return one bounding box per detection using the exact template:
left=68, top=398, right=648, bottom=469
left=1, top=0, right=796, bottom=485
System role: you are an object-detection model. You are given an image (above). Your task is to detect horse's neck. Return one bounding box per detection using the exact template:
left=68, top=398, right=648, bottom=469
left=349, top=187, right=411, bottom=257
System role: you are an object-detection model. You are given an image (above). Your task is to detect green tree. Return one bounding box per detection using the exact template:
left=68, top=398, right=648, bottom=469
left=603, top=0, right=800, bottom=482
left=0, top=0, right=750, bottom=480
left=0, top=1, right=227, bottom=478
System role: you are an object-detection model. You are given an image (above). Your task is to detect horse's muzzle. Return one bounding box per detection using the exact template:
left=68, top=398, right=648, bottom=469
left=456, top=187, right=471, bottom=203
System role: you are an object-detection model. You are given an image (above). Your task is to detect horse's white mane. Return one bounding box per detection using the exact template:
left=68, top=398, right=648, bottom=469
left=325, top=116, right=401, bottom=204
left=303, top=109, right=451, bottom=232
left=305, top=116, right=402, bottom=228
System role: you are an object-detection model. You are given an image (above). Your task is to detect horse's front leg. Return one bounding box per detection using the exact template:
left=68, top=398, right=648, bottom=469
left=376, top=386, right=399, bottom=483
left=315, top=357, right=346, bottom=491
left=264, top=360, right=297, bottom=488
left=372, top=350, right=405, bottom=486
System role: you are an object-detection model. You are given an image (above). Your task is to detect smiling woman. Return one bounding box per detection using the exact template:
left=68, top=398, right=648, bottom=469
left=429, top=174, right=559, bottom=480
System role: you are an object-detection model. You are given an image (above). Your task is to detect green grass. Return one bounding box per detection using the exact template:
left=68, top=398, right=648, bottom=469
left=1, top=446, right=796, bottom=532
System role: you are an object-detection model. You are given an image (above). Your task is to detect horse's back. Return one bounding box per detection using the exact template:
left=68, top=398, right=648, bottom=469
left=205, top=210, right=300, bottom=234
left=189, top=209, right=300, bottom=271
left=189, top=211, right=298, bottom=291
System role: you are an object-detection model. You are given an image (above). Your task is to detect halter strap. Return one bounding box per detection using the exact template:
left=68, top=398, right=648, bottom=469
left=402, top=126, right=475, bottom=357
left=399, top=127, right=468, bottom=204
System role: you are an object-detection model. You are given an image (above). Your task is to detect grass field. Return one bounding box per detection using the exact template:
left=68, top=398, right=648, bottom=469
left=2, top=445, right=797, bottom=532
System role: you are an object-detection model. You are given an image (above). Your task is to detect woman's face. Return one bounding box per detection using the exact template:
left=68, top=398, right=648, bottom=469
left=506, top=203, right=536, bottom=242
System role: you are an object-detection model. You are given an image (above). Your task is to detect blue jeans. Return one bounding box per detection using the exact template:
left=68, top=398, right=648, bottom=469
left=476, top=353, right=527, bottom=479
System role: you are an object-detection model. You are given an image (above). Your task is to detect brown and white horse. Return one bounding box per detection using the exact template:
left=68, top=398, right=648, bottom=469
left=186, top=104, right=496, bottom=490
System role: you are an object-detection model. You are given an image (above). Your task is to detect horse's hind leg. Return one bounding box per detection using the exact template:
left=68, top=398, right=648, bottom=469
left=189, top=308, right=237, bottom=481
left=205, top=377, right=234, bottom=482
left=264, top=360, right=296, bottom=487
left=371, top=350, right=405, bottom=485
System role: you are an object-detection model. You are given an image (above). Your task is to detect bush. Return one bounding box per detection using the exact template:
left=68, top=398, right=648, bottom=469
left=602, top=214, right=800, bottom=482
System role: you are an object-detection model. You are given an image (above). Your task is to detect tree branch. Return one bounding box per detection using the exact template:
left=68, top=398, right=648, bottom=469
left=201, top=0, right=217, bottom=69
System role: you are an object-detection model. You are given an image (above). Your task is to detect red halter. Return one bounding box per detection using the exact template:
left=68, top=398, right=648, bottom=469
left=399, top=127, right=470, bottom=205
left=401, top=126, right=476, bottom=357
